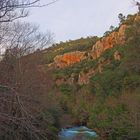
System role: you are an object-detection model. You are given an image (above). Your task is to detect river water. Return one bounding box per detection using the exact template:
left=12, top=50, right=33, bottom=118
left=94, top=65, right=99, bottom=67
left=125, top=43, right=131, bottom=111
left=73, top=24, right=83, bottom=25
left=58, top=126, right=98, bottom=140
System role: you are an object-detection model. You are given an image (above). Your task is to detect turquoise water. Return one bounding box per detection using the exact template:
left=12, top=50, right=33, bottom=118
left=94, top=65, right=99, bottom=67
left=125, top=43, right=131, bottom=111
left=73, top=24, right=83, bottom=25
left=59, top=126, right=98, bottom=140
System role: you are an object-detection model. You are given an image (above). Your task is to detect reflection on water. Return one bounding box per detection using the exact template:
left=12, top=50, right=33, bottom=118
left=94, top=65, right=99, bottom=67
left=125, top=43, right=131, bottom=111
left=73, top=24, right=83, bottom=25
left=59, top=126, right=97, bottom=140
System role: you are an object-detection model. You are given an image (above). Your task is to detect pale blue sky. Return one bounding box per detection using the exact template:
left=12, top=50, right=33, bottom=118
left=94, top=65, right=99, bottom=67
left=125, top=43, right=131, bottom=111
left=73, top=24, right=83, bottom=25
left=25, top=0, right=138, bottom=42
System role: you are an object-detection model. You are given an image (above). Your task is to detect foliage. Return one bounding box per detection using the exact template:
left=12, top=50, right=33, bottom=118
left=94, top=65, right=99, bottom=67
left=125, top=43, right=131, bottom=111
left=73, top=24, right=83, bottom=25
left=88, top=93, right=140, bottom=140
left=118, top=13, right=126, bottom=25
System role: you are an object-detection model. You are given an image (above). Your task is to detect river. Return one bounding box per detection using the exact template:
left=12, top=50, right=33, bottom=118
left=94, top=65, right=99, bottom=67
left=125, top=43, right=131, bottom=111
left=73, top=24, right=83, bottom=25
left=58, top=126, right=98, bottom=140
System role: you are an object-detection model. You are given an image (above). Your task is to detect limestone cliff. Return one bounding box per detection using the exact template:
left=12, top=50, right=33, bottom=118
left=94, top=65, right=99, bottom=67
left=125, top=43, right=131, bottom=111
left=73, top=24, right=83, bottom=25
left=48, top=24, right=127, bottom=69
left=90, top=25, right=127, bottom=59
left=47, top=23, right=130, bottom=86
left=49, top=51, right=87, bottom=68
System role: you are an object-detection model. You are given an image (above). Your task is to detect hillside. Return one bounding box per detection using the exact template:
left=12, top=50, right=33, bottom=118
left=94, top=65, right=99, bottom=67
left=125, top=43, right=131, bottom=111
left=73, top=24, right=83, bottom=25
left=0, top=13, right=140, bottom=140
left=40, top=13, right=140, bottom=139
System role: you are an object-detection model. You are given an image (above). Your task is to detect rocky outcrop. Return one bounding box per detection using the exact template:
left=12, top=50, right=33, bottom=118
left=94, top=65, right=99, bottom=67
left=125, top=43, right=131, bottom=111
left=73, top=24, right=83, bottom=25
left=90, top=25, right=127, bottom=59
left=78, top=58, right=110, bottom=85
left=55, top=73, right=78, bottom=86
left=48, top=24, right=129, bottom=85
left=48, top=24, right=128, bottom=69
left=78, top=69, right=95, bottom=85
left=52, top=51, right=87, bottom=68
left=114, top=50, right=121, bottom=61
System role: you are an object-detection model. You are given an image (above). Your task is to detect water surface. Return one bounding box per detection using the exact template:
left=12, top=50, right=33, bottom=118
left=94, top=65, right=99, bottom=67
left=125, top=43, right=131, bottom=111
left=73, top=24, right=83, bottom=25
left=59, top=126, right=97, bottom=140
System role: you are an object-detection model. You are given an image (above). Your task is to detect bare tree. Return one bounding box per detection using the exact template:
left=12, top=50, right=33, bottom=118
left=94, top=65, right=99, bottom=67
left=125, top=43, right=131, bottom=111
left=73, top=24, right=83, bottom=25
left=0, top=84, right=55, bottom=140
left=0, top=0, right=58, bottom=23
left=0, top=1, right=58, bottom=140
left=0, top=35, right=57, bottom=139
left=0, top=21, right=53, bottom=57
left=0, top=22, right=56, bottom=139
left=0, top=21, right=53, bottom=89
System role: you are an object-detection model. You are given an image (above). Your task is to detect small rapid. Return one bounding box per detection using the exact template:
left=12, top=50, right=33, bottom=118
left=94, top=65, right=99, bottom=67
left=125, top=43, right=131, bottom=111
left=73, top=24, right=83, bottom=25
left=58, top=126, right=98, bottom=140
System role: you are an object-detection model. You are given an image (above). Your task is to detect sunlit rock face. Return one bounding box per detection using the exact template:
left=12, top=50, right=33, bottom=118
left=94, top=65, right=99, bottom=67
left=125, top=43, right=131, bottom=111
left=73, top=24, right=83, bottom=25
left=53, top=51, right=87, bottom=68
left=48, top=24, right=128, bottom=69
left=90, top=25, right=127, bottom=59
left=48, top=24, right=129, bottom=86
